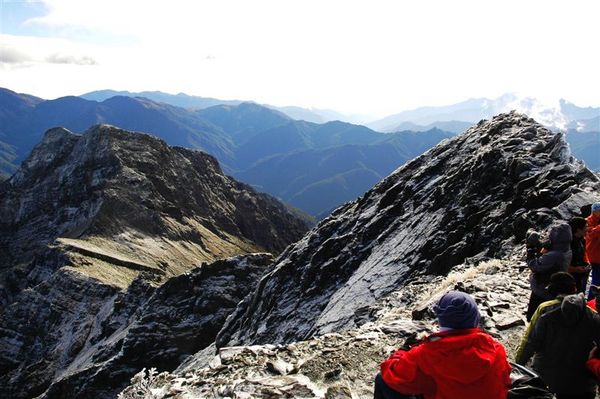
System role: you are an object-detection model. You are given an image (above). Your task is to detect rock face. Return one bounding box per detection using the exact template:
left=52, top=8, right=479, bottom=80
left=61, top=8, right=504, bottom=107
left=118, top=257, right=533, bottom=399
left=1, top=254, right=272, bottom=399
left=0, top=125, right=309, bottom=398
left=0, top=125, right=309, bottom=304
left=217, top=112, right=600, bottom=347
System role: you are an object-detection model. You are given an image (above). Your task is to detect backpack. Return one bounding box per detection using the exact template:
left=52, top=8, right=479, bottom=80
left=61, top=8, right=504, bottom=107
left=508, top=363, right=555, bottom=399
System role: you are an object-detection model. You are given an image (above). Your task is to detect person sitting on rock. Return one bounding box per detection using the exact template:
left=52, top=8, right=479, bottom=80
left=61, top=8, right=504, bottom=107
left=526, top=223, right=573, bottom=321
left=587, top=203, right=600, bottom=299
left=569, top=217, right=590, bottom=294
left=374, top=291, right=511, bottom=399
left=516, top=293, right=600, bottom=399
left=515, top=271, right=577, bottom=364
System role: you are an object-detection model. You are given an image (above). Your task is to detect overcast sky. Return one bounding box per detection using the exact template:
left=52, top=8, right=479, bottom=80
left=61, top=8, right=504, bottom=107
left=1, top=0, right=599, bottom=118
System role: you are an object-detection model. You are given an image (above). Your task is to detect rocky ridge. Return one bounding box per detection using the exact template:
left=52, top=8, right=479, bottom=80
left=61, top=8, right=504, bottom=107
left=0, top=125, right=310, bottom=398
left=0, top=125, right=309, bottom=303
left=216, top=111, right=600, bottom=347
left=118, top=257, right=531, bottom=398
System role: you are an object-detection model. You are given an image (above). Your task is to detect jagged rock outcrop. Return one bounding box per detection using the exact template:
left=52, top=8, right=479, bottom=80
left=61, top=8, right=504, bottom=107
left=217, top=112, right=600, bottom=347
left=1, top=254, right=272, bottom=399
left=118, top=257, right=532, bottom=398
left=0, top=125, right=310, bottom=398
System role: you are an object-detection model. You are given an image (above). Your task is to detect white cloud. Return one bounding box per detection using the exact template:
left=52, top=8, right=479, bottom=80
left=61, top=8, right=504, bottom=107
left=0, top=34, right=99, bottom=67
left=0, top=45, right=33, bottom=65
left=45, top=53, right=97, bottom=65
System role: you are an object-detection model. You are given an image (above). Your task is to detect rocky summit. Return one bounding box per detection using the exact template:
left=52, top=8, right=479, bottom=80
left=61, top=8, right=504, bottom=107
left=217, top=111, right=600, bottom=347
left=0, top=125, right=309, bottom=398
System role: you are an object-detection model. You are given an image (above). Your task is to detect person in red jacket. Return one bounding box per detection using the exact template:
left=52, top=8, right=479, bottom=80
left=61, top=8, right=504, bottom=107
left=587, top=202, right=600, bottom=299
left=374, top=291, right=511, bottom=399
left=587, top=346, right=600, bottom=379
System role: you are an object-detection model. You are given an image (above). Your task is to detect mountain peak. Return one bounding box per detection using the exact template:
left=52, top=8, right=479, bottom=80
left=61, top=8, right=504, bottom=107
left=2, top=124, right=310, bottom=283
left=217, top=111, right=600, bottom=346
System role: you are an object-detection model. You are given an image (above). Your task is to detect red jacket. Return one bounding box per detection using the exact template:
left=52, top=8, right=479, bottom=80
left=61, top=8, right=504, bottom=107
left=380, top=328, right=511, bottom=399
left=586, top=213, right=600, bottom=264
left=587, top=358, right=600, bottom=379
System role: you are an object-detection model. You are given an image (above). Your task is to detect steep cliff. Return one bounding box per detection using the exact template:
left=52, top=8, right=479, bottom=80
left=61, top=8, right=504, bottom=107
left=0, top=125, right=309, bottom=398
left=217, top=112, right=600, bottom=347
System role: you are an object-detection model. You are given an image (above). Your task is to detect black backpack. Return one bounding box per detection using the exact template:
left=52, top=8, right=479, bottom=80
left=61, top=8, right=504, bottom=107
left=508, top=363, right=555, bottom=399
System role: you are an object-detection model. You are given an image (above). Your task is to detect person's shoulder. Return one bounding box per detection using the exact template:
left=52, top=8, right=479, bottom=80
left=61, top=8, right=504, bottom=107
left=536, top=303, right=564, bottom=323
left=539, top=299, right=561, bottom=310
left=472, top=330, right=508, bottom=353
left=471, top=329, right=502, bottom=343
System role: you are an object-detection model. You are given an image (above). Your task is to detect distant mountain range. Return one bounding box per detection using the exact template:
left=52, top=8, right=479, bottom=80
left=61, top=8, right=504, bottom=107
left=389, top=120, right=473, bottom=134
left=81, top=90, right=599, bottom=135
left=236, top=128, right=453, bottom=216
left=81, top=89, right=352, bottom=124
left=367, top=93, right=600, bottom=133
left=82, top=90, right=599, bottom=136
left=0, top=88, right=455, bottom=216
left=81, top=89, right=242, bottom=109
left=364, top=94, right=599, bottom=171
left=2, top=88, right=598, bottom=215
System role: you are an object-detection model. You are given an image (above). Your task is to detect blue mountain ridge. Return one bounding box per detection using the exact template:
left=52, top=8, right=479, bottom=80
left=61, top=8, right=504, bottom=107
left=2, top=87, right=597, bottom=216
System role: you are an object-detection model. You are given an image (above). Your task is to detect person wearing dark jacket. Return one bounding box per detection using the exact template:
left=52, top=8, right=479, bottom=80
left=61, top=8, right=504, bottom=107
left=515, top=272, right=578, bottom=364
left=519, top=293, right=600, bottom=398
left=374, top=291, right=511, bottom=399
left=526, top=223, right=573, bottom=321
left=569, top=217, right=590, bottom=294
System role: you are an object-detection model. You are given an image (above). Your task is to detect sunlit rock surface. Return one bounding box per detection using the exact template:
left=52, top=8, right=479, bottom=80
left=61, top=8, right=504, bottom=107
left=217, top=112, right=600, bottom=347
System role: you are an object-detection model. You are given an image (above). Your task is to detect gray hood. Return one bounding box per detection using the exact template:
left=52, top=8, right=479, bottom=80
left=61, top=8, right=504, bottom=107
left=550, top=223, right=572, bottom=252
left=560, top=294, right=586, bottom=325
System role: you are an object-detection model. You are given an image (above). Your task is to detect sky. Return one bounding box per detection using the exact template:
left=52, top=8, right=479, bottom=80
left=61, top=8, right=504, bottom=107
left=1, top=0, right=599, bottom=118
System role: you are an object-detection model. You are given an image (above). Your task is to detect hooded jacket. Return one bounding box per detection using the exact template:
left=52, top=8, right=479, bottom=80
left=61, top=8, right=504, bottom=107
left=527, top=224, right=573, bottom=299
left=586, top=213, right=600, bottom=264
left=515, top=298, right=562, bottom=364
left=529, top=294, right=600, bottom=394
left=380, top=328, right=511, bottom=399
